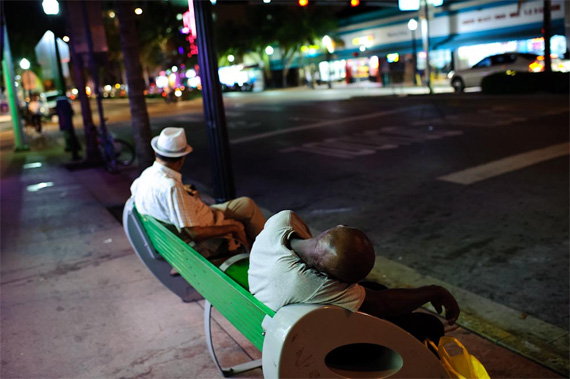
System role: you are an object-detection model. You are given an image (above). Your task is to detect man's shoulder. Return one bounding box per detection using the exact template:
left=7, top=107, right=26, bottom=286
left=137, top=164, right=180, bottom=186
left=267, top=210, right=305, bottom=228
left=266, top=210, right=311, bottom=240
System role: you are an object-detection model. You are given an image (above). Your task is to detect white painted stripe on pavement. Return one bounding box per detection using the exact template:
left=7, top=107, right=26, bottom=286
left=230, top=107, right=420, bottom=145
left=438, top=142, right=570, bottom=185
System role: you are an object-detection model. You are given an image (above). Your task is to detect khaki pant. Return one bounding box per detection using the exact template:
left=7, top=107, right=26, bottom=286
left=210, top=196, right=266, bottom=242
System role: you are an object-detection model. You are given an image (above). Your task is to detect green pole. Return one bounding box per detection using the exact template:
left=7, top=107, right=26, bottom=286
left=2, top=24, right=28, bottom=151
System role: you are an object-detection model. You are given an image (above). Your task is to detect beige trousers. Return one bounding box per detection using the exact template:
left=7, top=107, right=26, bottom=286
left=210, top=196, right=266, bottom=241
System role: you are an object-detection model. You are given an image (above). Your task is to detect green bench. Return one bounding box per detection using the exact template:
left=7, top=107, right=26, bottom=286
left=123, top=198, right=450, bottom=378
left=123, top=198, right=272, bottom=376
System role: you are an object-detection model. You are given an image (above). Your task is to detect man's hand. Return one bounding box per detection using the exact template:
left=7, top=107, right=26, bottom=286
left=430, top=286, right=460, bottom=325
left=183, top=184, right=199, bottom=197
left=231, top=223, right=250, bottom=249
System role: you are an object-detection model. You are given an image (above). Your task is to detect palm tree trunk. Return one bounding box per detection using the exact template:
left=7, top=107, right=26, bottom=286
left=116, top=0, right=154, bottom=171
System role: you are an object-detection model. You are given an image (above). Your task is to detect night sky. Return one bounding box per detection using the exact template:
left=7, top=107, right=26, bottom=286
left=4, top=0, right=68, bottom=66
left=2, top=0, right=396, bottom=69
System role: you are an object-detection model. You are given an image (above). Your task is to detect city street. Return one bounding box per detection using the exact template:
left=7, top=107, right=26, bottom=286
left=3, top=85, right=568, bottom=376
left=3, top=0, right=568, bottom=375
left=106, top=87, right=569, bottom=332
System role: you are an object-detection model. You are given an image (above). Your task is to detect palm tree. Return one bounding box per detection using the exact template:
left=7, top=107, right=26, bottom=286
left=115, top=0, right=154, bottom=171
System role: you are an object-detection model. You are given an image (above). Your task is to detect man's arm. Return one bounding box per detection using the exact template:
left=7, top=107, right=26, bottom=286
left=182, top=223, right=248, bottom=247
left=359, top=285, right=460, bottom=325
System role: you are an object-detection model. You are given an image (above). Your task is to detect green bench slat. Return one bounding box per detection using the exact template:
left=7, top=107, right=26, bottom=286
left=224, top=259, right=250, bottom=290
left=140, top=214, right=275, bottom=351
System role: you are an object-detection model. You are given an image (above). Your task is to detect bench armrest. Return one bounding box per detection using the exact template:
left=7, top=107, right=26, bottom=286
left=262, top=304, right=449, bottom=378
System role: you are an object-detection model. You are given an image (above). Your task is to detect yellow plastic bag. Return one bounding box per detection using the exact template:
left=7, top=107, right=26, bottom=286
left=426, top=336, right=490, bottom=379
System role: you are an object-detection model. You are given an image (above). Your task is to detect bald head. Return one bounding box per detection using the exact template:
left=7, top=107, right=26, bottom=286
left=310, top=226, right=375, bottom=283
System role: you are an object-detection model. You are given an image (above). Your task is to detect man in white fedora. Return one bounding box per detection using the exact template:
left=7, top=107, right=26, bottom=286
left=131, top=127, right=266, bottom=258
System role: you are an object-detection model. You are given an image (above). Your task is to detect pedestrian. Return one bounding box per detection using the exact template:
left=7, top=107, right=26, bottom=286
left=28, top=93, right=43, bottom=133
left=55, top=96, right=81, bottom=160
left=248, top=210, right=460, bottom=344
left=305, top=67, right=314, bottom=89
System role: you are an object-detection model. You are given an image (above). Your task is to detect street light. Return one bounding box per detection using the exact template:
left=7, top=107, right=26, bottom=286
left=19, top=58, right=31, bottom=70
left=42, top=0, right=59, bottom=15
left=407, top=18, right=418, bottom=86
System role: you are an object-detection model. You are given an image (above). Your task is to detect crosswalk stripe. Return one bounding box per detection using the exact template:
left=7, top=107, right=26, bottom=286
left=230, top=107, right=421, bottom=145
left=438, top=142, right=570, bottom=185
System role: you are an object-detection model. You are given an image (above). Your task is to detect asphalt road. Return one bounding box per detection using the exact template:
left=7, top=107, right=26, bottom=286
left=108, top=88, right=569, bottom=330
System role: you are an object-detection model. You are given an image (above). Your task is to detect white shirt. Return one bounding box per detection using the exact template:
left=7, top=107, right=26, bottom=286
left=130, top=161, right=229, bottom=232
left=248, top=210, right=365, bottom=312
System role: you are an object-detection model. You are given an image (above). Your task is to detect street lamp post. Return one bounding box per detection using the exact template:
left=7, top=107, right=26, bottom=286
left=19, top=58, right=32, bottom=100
left=43, top=0, right=82, bottom=160
left=322, top=35, right=335, bottom=89
left=407, top=19, right=418, bottom=86
left=420, top=0, right=433, bottom=94
left=42, top=0, right=66, bottom=96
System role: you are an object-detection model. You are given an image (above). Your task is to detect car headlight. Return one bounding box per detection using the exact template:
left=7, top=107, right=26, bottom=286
left=447, top=70, right=455, bottom=79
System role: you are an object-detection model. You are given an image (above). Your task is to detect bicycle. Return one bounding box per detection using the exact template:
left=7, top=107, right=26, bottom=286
left=96, top=129, right=136, bottom=173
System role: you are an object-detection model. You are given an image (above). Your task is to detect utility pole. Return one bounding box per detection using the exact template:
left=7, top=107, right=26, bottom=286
left=419, top=0, right=432, bottom=94
left=193, top=0, right=236, bottom=203
left=543, top=0, right=552, bottom=73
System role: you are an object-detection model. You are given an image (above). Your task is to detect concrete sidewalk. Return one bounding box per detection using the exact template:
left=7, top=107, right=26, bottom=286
left=0, top=126, right=563, bottom=378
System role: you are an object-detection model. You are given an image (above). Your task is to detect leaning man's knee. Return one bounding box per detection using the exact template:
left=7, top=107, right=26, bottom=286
left=237, top=196, right=255, bottom=209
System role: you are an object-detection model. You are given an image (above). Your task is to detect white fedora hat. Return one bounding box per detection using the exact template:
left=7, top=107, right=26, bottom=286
left=151, top=128, right=193, bottom=157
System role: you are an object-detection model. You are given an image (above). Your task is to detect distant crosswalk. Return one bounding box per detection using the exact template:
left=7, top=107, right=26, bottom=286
left=280, top=126, right=463, bottom=159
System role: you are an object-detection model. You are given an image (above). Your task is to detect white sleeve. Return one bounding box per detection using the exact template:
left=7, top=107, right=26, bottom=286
left=305, top=280, right=366, bottom=312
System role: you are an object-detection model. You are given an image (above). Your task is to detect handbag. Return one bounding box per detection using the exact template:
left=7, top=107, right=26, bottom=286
left=425, top=336, right=490, bottom=379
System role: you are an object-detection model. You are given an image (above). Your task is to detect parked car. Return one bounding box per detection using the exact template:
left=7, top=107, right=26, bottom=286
left=448, top=53, right=550, bottom=92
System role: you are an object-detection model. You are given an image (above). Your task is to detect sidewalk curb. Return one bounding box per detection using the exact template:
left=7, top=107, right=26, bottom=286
left=367, top=257, right=569, bottom=376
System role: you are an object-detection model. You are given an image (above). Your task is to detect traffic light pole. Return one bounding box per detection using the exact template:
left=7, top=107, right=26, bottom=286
left=193, top=0, right=236, bottom=203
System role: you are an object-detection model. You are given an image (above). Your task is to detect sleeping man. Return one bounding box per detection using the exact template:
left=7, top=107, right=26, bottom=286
left=248, top=210, right=459, bottom=343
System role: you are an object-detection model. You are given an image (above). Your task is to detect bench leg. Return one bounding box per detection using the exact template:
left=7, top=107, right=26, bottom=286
left=204, top=300, right=262, bottom=377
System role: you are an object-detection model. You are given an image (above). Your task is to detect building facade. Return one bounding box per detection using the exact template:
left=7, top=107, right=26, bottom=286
left=268, top=0, right=567, bottom=86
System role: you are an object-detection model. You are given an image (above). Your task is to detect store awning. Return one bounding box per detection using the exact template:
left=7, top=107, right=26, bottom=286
left=433, top=19, right=565, bottom=50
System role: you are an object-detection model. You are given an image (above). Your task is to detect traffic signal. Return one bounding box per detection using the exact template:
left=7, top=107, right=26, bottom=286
left=299, top=0, right=308, bottom=6
left=350, top=0, right=360, bottom=6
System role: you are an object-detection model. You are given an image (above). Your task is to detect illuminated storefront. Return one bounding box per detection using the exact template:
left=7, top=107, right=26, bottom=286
left=266, top=0, right=567, bottom=86
left=333, top=0, right=567, bottom=81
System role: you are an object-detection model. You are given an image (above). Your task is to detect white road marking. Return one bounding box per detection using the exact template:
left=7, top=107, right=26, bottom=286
left=322, top=138, right=385, bottom=152
left=280, top=145, right=357, bottom=159
left=309, top=207, right=355, bottom=215
left=382, top=126, right=463, bottom=139
left=230, top=107, right=420, bottom=145
left=280, top=126, right=463, bottom=159
left=412, top=113, right=527, bottom=128
left=438, top=142, right=570, bottom=185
